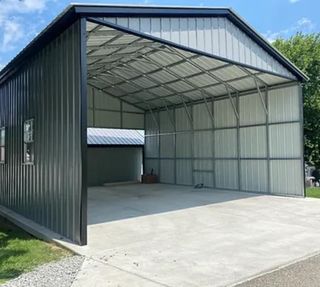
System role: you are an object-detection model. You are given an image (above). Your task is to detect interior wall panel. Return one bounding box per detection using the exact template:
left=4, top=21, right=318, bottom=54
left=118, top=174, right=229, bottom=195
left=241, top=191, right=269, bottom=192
left=176, top=159, right=192, bottom=185
left=241, top=160, right=268, bottom=193
left=270, top=160, right=303, bottom=196
left=87, top=85, right=145, bottom=129
left=160, top=135, right=175, bottom=158
left=215, top=160, right=238, bottom=190
left=214, top=129, right=237, bottom=158
left=145, top=159, right=159, bottom=175
left=194, top=159, right=213, bottom=171
left=193, top=103, right=213, bottom=129
left=144, top=80, right=303, bottom=196
left=145, top=112, right=159, bottom=135
left=194, top=172, right=214, bottom=188
left=160, top=159, right=175, bottom=183
left=214, top=98, right=237, bottom=128
left=268, top=86, right=300, bottom=123
left=145, top=136, right=159, bottom=158
left=176, top=133, right=192, bottom=157
left=194, top=131, right=213, bottom=158
left=95, top=110, right=121, bottom=128
left=240, top=126, right=267, bottom=158
left=122, top=113, right=144, bottom=129
left=269, top=123, right=301, bottom=158
left=175, top=107, right=191, bottom=131
left=239, top=93, right=266, bottom=125
left=87, top=147, right=142, bottom=186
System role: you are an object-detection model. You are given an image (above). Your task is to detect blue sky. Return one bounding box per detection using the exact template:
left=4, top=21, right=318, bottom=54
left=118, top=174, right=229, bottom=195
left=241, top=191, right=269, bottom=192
left=0, top=0, right=318, bottom=70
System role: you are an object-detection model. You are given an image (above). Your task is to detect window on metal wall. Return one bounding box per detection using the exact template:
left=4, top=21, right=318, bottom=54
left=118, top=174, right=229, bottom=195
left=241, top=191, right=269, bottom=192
left=23, top=119, right=34, bottom=164
left=0, top=127, right=5, bottom=163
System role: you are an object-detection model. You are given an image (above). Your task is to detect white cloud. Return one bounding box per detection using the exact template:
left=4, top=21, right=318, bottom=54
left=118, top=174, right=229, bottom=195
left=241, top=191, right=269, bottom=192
left=0, top=0, right=46, bottom=17
left=297, top=17, right=315, bottom=30
left=289, top=0, right=300, bottom=3
left=1, top=18, right=24, bottom=51
left=0, top=0, right=48, bottom=52
left=263, top=17, right=315, bottom=43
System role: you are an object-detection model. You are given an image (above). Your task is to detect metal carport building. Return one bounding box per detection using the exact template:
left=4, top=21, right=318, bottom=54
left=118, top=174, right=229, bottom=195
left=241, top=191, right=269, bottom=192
left=0, top=4, right=307, bottom=245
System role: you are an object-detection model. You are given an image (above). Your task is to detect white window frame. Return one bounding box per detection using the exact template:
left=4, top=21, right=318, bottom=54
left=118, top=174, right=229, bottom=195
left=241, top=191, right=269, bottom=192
left=0, top=127, right=5, bottom=164
left=23, top=119, right=34, bottom=164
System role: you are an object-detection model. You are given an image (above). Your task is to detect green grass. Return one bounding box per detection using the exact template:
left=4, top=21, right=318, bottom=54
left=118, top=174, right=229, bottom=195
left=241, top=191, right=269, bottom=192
left=0, top=216, right=71, bottom=284
left=306, top=187, right=320, bottom=199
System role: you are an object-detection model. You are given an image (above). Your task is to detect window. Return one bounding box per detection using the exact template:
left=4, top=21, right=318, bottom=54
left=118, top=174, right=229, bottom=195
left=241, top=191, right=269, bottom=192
left=0, top=127, right=5, bottom=163
left=23, top=119, right=34, bottom=164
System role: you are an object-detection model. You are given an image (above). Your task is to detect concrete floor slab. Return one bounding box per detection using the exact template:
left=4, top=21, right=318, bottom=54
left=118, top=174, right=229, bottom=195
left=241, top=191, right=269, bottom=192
left=72, top=184, right=320, bottom=287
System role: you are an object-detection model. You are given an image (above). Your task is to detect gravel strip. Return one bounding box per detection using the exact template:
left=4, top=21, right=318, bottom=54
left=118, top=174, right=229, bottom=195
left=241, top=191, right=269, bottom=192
left=3, top=255, right=84, bottom=287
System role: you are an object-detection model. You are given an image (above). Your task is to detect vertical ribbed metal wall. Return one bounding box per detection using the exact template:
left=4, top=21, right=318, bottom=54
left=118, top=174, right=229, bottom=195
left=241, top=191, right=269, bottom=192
left=0, top=20, right=86, bottom=244
left=145, top=83, right=304, bottom=196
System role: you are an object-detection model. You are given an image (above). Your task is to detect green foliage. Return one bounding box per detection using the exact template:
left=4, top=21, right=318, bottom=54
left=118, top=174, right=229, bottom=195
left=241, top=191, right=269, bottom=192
left=273, top=34, right=320, bottom=168
left=306, top=187, right=320, bottom=199
left=0, top=217, right=71, bottom=284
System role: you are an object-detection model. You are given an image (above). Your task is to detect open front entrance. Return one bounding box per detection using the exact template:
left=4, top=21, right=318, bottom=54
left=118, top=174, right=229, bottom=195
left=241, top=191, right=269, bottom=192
left=85, top=17, right=303, bottom=202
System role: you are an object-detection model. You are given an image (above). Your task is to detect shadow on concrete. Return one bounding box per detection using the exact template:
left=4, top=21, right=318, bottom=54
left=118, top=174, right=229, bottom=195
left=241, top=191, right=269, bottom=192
left=87, top=183, right=261, bottom=225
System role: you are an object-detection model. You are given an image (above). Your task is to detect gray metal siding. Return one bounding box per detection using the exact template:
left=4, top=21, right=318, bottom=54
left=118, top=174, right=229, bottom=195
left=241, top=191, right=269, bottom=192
left=87, top=147, right=142, bottom=186
left=144, top=83, right=304, bottom=196
left=87, top=85, right=144, bottom=129
left=0, top=20, right=85, bottom=244
left=103, top=17, right=295, bottom=79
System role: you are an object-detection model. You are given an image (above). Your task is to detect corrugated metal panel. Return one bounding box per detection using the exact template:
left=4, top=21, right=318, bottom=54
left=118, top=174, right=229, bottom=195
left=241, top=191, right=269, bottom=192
left=104, top=16, right=295, bottom=78
left=0, top=21, right=84, bottom=243
left=88, top=110, right=94, bottom=126
left=194, top=172, right=214, bottom=187
left=239, top=93, right=266, bottom=125
left=145, top=159, right=159, bottom=175
left=241, top=160, right=268, bottom=193
left=270, top=160, right=303, bottom=196
left=175, top=107, right=191, bottom=131
left=176, top=159, right=192, bottom=185
left=144, top=85, right=303, bottom=196
left=87, top=84, right=145, bottom=129
left=160, top=159, right=175, bottom=183
left=145, top=135, right=159, bottom=158
left=95, top=110, right=121, bottom=128
left=122, top=113, right=144, bottom=129
left=215, top=160, right=238, bottom=190
left=214, top=129, right=237, bottom=157
left=269, top=85, right=300, bottom=123
left=87, top=128, right=144, bottom=145
left=160, top=110, right=174, bottom=133
left=176, top=133, right=192, bottom=157
left=193, top=103, right=213, bottom=130
left=87, top=147, right=142, bottom=186
left=240, top=126, right=267, bottom=158
left=194, top=131, right=213, bottom=158
left=145, top=112, right=159, bottom=136
left=94, top=88, right=120, bottom=110
left=269, top=123, right=301, bottom=158
left=160, top=135, right=175, bottom=158
left=194, top=159, right=213, bottom=171
left=214, top=99, right=237, bottom=128
left=123, top=102, right=144, bottom=113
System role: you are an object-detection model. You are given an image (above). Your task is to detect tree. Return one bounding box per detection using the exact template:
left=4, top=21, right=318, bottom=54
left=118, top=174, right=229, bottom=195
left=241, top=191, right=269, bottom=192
left=273, top=33, right=320, bottom=168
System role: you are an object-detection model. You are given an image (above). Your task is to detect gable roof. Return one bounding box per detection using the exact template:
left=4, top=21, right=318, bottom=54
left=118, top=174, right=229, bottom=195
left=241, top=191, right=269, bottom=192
left=0, top=4, right=308, bottom=85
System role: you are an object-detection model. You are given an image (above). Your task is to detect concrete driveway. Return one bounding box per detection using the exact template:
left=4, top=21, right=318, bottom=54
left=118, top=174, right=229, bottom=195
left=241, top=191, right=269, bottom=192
left=71, top=184, right=320, bottom=287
